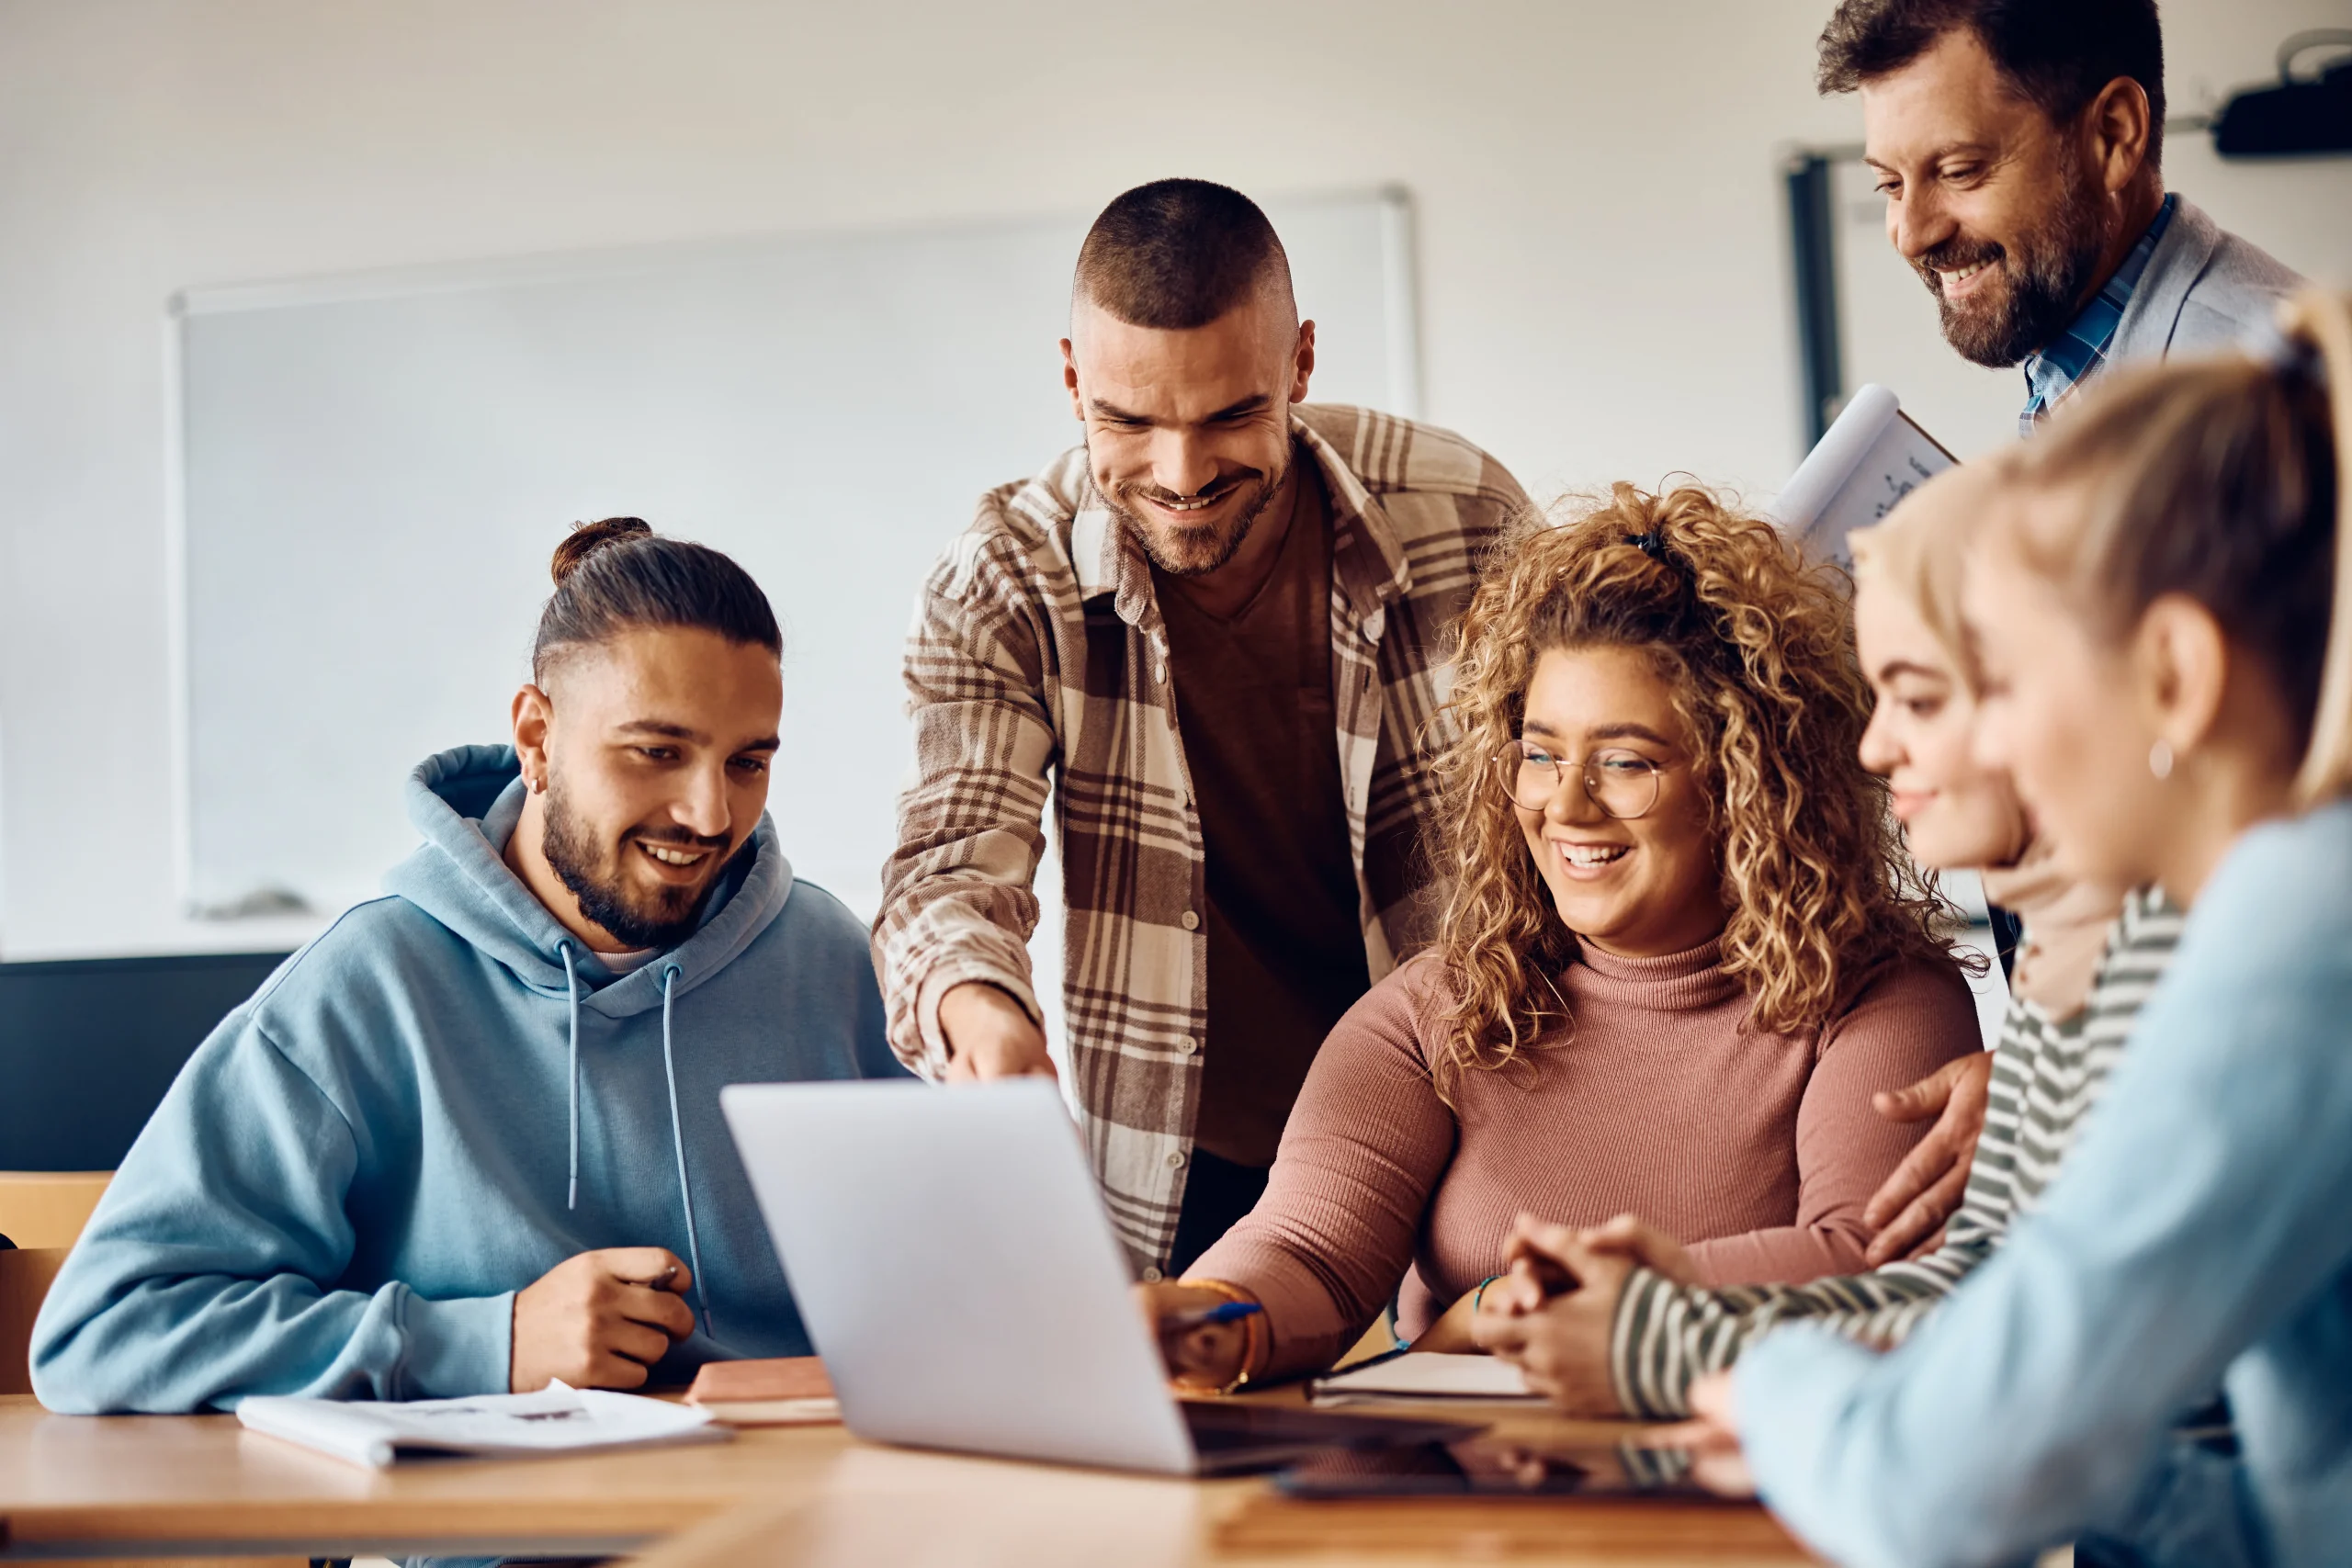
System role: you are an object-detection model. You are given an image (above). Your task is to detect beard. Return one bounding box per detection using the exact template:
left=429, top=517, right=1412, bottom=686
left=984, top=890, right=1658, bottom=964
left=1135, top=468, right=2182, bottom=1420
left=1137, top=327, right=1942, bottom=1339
left=1098, top=451, right=1291, bottom=578
left=1917, top=147, right=2109, bottom=369
left=540, top=779, right=729, bottom=950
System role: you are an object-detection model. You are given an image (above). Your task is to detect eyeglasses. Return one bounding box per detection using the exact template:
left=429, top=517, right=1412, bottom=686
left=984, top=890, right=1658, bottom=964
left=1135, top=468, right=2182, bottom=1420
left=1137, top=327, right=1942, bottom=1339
left=1493, top=740, right=1668, bottom=819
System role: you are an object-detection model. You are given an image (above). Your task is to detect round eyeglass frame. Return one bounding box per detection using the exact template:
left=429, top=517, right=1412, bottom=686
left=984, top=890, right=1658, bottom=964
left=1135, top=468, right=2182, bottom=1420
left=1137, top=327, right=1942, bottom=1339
left=1492, top=740, right=1667, bottom=819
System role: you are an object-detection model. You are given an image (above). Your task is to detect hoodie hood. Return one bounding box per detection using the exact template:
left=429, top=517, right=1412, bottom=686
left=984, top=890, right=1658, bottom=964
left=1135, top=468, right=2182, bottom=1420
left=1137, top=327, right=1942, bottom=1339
left=383, top=744, right=794, bottom=1019
left=381, top=743, right=801, bottom=1339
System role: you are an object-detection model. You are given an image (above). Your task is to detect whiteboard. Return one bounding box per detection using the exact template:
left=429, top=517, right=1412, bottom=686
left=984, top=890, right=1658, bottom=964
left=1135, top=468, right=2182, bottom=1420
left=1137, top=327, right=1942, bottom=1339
left=174, top=192, right=1421, bottom=953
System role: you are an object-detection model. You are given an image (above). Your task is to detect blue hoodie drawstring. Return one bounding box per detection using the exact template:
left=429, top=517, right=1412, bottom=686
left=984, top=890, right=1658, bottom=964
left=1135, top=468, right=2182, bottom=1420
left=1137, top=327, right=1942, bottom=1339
left=559, top=942, right=582, bottom=1212
left=661, top=963, right=714, bottom=1343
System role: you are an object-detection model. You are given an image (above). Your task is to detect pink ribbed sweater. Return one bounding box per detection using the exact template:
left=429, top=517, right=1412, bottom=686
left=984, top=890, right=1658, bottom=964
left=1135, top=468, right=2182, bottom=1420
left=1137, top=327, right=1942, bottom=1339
left=1190, top=940, right=1980, bottom=1377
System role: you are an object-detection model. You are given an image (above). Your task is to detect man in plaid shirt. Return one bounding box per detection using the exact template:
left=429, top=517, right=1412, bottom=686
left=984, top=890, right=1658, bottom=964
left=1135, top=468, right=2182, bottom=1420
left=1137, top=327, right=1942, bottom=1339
left=873, top=180, right=1528, bottom=1276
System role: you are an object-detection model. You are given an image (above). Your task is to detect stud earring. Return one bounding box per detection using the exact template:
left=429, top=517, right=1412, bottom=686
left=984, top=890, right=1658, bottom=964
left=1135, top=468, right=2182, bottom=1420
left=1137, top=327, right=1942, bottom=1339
left=2148, top=739, right=2175, bottom=780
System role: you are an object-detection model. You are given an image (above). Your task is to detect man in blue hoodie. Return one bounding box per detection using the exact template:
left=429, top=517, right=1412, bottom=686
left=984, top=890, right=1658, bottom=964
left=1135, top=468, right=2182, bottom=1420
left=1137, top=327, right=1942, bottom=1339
left=32, top=518, right=905, bottom=1412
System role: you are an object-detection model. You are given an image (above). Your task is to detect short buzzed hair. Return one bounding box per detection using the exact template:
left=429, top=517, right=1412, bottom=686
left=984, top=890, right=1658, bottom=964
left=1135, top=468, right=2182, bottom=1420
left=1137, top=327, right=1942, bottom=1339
left=1073, top=178, right=1294, bottom=331
left=1817, top=0, right=2166, bottom=164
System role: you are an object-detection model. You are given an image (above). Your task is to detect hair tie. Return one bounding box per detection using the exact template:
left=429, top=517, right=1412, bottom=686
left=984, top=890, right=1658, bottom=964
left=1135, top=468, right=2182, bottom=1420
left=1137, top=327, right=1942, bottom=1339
left=1625, top=531, right=1678, bottom=569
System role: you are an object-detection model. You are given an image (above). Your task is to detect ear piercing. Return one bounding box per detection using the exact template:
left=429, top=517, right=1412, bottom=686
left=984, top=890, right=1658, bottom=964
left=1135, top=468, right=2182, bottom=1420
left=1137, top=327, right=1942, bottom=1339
left=2148, top=739, right=2175, bottom=780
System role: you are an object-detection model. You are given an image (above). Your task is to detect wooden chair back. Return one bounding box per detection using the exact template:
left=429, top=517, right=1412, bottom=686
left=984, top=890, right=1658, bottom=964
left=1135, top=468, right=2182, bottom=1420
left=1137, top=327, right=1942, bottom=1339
left=0, top=1246, right=67, bottom=1396
left=0, top=1171, right=111, bottom=1396
left=0, top=1170, right=112, bottom=1250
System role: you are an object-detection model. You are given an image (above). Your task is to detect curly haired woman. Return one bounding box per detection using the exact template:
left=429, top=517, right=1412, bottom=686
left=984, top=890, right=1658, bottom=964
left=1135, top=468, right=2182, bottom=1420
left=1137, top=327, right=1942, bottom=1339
left=1142, top=482, right=1983, bottom=1385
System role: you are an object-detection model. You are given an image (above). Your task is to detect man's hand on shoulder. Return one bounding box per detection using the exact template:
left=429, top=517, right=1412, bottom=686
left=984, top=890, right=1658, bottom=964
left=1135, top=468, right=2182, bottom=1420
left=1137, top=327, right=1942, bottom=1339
left=937, top=981, right=1057, bottom=1081
left=510, top=1247, right=696, bottom=1393
left=1862, top=1049, right=1995, bottom=1267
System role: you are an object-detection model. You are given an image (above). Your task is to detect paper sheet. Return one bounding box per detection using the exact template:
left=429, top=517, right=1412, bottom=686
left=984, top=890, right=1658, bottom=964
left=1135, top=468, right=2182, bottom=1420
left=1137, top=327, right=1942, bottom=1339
left=1770, top=383, right=1956, bottom=568
left=236, top=1381, right=726, bottom=1469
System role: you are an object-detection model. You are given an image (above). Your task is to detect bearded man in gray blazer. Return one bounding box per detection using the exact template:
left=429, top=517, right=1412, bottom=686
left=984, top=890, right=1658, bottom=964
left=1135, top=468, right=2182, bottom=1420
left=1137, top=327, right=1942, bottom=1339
left=1801, top=0, right=2312, bottom=1307
left=1822, top=0, right=2304, bottom=434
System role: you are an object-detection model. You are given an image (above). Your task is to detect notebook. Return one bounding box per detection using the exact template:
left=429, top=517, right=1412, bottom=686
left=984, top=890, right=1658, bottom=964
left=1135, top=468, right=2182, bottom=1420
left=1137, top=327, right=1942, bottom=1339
left=1770, top=383, right=1956, bottom=569
left=1308, top=1352, right=1543, bottom=1405
left=235, top=1382, right=725, bottom=1469
left=684, top=1355, right=842, bottom=1427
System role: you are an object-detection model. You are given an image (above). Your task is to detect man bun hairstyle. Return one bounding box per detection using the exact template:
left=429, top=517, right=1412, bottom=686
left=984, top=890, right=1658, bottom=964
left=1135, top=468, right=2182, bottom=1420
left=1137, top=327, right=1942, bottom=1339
left=1817, top=0, right=2166, bottom=165
left=532, top=516, right=782, bottom=682
left=1073, top=178, right=1294, bottom=332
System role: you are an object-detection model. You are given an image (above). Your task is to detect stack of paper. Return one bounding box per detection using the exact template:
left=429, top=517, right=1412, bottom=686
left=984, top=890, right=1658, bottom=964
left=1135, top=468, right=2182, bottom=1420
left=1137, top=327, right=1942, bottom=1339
left=1770, top=383, right=1956, bottom=568
left=235, top=1382, right=726, bottom=1469
left=1308, top=1351, right=1543, bottom=1405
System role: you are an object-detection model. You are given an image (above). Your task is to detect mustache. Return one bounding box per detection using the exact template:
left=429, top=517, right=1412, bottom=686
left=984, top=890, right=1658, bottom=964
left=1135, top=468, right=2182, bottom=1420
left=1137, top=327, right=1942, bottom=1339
left=1914, top=236, right=2005, bottom=290
left=1121, top=471, right=1260, bottom=508
left=630, top=826, right=732, bottom=852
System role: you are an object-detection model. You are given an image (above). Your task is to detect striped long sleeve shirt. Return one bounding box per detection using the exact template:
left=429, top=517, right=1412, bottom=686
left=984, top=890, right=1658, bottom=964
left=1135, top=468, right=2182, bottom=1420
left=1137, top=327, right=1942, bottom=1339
left=1610, top=889, right=2185, bottom=1417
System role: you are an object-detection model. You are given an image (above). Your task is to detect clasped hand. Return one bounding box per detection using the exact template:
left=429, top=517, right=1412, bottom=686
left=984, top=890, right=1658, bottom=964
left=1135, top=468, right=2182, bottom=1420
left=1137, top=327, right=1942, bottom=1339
left=1469, top=1213, right=1753, bottom=1495
left=1464, top=1211, right=1698, bottom=1416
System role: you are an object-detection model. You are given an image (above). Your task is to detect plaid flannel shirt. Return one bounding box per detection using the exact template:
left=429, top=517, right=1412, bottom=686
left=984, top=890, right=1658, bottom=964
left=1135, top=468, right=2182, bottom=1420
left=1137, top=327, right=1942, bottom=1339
left=2018, top=194, right=2177, bottom=435
left=875, top=403, right=1528, bottom=1272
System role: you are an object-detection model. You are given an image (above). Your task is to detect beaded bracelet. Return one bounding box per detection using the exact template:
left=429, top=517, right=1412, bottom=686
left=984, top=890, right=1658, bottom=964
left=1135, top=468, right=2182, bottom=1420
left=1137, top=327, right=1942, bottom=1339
left=1469, top=1272, right=1506, bottom=1314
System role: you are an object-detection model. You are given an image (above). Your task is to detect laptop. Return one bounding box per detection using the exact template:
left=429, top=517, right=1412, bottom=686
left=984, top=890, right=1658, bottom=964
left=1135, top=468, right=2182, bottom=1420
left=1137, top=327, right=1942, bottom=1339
left=719, top=1077, right=1480, bottom=1476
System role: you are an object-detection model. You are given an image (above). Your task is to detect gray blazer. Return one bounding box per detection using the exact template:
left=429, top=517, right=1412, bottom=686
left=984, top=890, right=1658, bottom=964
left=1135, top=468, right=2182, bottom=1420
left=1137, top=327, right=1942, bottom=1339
left=2111, top=196, right=2306, bottom=364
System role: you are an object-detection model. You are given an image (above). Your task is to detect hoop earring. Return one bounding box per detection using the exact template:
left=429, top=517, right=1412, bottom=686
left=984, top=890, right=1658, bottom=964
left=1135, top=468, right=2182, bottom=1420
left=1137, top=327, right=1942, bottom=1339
left=2149, top=739, right=2175, bottom=780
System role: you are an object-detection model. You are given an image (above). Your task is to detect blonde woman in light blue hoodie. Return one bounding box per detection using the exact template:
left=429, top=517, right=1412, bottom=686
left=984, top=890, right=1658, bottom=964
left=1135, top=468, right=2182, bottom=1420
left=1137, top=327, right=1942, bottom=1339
left=1671, top=298, right=2352, bottom=1568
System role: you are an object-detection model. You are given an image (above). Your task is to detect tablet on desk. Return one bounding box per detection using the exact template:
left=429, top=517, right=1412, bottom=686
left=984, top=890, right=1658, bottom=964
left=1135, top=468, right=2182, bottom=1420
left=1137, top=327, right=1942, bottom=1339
left=1274, top=1437, right=1731, bottom=1501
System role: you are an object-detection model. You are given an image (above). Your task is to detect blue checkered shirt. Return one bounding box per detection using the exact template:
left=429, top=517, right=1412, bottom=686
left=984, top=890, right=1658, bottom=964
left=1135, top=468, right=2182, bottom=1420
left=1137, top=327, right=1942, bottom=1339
left=2019, top=194, right=2178, bottom=435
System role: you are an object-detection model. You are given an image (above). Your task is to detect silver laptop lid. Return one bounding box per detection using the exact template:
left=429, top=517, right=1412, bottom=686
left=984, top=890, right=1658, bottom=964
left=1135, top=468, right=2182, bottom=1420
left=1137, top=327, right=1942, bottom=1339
left=720, top=1078, right=1195, bottom=1473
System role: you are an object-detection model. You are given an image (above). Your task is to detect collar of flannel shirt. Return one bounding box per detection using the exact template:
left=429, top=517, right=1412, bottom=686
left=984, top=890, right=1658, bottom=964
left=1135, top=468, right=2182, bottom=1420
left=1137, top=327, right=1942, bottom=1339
left=2018, top=193, right=2178, bottom=434
left=1067, top=417, right=1414, bottom=634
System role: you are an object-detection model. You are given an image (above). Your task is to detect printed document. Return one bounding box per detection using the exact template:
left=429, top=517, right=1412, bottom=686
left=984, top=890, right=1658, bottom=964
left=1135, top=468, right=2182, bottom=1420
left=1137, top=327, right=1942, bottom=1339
left=1770, top=383, right=1956, bottom=567
left=236, top=1381, right=727, bottom=1469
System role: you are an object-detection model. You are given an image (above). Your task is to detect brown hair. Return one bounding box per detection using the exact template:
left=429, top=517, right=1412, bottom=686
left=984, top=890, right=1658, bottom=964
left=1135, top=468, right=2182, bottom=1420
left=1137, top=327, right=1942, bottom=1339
left=1428, top=483, right=1951, bottom=1084
left=1817, top=0, right=2166, bottom=164
left=2000, top=291, right=2351, bottom=804
left=532, top=517, right=782, bottom=682
left=1072, top=178, right=1293, bottom=331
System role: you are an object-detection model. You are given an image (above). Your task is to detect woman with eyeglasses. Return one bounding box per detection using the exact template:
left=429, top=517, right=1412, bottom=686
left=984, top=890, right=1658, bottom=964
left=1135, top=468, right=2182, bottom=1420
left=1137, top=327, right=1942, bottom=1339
left=1142, top=483, right=1982, bottom=1388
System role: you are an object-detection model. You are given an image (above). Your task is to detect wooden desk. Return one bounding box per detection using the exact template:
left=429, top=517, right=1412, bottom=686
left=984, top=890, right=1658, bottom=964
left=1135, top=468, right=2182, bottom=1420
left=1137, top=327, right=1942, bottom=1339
left=0, top=1393, right=1812, bottom=1564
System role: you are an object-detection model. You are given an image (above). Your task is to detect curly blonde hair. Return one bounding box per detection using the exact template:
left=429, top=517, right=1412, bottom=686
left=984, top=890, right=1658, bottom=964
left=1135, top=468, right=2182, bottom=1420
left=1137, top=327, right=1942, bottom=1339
left=1429, top=482, right=1951, bottom=1085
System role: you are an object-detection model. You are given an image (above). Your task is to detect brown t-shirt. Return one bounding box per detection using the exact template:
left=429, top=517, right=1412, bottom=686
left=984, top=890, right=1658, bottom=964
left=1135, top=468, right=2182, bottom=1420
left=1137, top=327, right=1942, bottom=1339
left=1154, top=463, right=1371, bottom=1168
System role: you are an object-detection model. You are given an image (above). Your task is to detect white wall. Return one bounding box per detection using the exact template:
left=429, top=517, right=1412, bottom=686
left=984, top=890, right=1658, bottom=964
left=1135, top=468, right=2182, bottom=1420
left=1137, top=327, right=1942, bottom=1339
left=1, top=0, right=2345, bottom=958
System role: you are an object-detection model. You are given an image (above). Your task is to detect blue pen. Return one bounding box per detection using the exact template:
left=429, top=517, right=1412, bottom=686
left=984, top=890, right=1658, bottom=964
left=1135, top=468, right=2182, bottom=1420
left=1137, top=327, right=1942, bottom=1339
left=1159, top=1300, right=1263, bottom=1333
